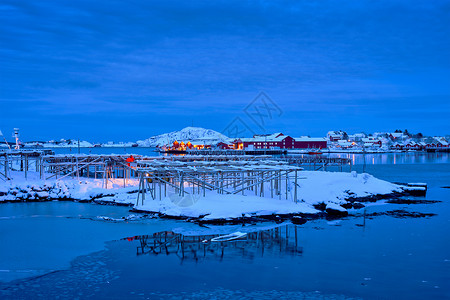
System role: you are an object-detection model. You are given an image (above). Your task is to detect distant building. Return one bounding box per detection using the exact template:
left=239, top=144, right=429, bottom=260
left=327, top=131, right=346, bottom=142
left=361, top=138, right=382, bottom=148
left=232, top=133, right=327, bottom=150
left=348, top=133, right=366, bottom=142
left=389, top=132, right=406, bottom=141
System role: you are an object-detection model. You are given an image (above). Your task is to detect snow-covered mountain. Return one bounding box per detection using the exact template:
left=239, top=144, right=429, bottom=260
left=137, top=127, right=230, bottom=147
left=23, top=139, right=94, bottom=148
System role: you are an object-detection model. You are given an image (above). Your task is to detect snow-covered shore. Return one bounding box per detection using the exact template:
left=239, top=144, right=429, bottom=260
left=0, top=170, right=407, bottom=223
left=0, top=171, right=139, bottom=203
left=132, top=171, right=402, bottom=221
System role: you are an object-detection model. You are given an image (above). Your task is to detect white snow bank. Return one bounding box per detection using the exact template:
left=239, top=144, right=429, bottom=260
left=0, top=171, right=138, bottom=203
left=135, top=192, right=318, bottom=220
left=296, top=171, right=401, bottom=205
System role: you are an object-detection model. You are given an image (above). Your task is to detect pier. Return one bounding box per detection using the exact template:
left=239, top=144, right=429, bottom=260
left=161, top=149, right=288, bottom=155
left=278, top=156, right=352, bottom=171
left=152, top=154, right=272, bottom=162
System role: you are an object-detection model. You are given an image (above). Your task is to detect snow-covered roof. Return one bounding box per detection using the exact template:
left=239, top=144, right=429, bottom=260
left=293, top=137, right=327, bottom=142
left=361, top=138, right=377, bottom=142
left=390, top=132, right=404, bottom=138
left=254, top=133, right=284, bottom=139
left=237, top=135, right=288, bottom=143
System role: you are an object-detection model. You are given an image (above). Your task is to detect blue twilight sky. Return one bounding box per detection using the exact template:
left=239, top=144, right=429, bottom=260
left=1, top=0, right=449, bottom=142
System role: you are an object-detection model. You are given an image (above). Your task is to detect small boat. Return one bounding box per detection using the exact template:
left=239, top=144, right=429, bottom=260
left=210, top=232, right=247, bottom=242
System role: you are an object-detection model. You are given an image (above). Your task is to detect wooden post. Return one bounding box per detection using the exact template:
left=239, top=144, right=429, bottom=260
left=104, top=167, right=108, bottom=189
left=203, top=173, right=206, bottom=197
left=180, top=172, right=184, bottom=197
left=279, top=171, right=282, bottom=200
left=24, top=154, right=27, bottom=180
left=5, top=154, right=8, bottom=179
left=294, top=170, right=298, bottom=203
left=76, top=157, right=80, bottom=181
left=285, top=171, right=288, bottom=200
left=242, top=172, right=245, bottom=195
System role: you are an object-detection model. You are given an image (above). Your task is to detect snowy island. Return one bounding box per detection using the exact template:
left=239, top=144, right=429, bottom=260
left=0, top=166, right=423, bottom=224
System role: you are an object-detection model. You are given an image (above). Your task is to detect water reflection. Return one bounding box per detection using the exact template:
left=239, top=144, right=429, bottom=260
left=327, top=152, right=449, bottom=165
left=125, top=225, right=303, bottom=262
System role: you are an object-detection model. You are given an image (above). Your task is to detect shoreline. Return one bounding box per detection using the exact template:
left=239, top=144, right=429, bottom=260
left=0, top=187, right=424, bottom=225
left=0, top=169, right=426, bottom=225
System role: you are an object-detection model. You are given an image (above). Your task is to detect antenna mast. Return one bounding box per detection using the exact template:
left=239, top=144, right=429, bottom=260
left=13, top=128, right=20, bottom=150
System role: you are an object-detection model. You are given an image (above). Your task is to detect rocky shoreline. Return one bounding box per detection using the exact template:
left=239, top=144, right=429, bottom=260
left=129, top=188, right=425, bottom=225
left=1, top=174, right=426, bottom=225
left=0, top=189, right=426, bottom=225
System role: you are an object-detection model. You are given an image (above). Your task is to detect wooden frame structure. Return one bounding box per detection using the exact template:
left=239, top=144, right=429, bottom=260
left=41, top=154, right=143, bottom=188
left=0, top=150, right=50, bottom=181
left=1, top=151, right=352, bottom=194
left=134, top=158, right=302, bottom=205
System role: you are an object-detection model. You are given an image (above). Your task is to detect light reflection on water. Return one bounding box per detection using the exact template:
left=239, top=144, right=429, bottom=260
left=326, top=152, right=449, bottom=165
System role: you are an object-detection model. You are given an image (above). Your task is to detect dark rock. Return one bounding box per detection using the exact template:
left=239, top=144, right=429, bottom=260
left=366, top=209, right=436, bottom=219
left=326, top=207, right=348, bottom=217
left=341, top=202, right=353, bottom=209
left=403, top=188, right=427, bottom=197
left=291, top=216, right=307, bottom=225
left=386, top=199, right=440, bottom=205
left=352, top=202, right=365, bottom=209
left=313, top=202, right=327, bottom=211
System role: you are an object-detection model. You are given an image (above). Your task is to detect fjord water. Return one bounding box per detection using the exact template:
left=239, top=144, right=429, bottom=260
left=0, top=153, right=449, bottom=299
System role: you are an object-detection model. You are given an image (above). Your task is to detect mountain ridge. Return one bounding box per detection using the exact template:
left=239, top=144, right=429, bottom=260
left=136, top=127, right=230, bottom=147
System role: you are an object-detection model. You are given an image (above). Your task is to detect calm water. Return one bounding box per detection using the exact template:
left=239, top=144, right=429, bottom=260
left=0, top=153, right=449, bottom=299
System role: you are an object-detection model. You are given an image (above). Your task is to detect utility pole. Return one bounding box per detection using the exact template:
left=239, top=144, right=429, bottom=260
left=0, top=130, right=11, bottom=150
left=13, top=128, right=20, bottom=150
